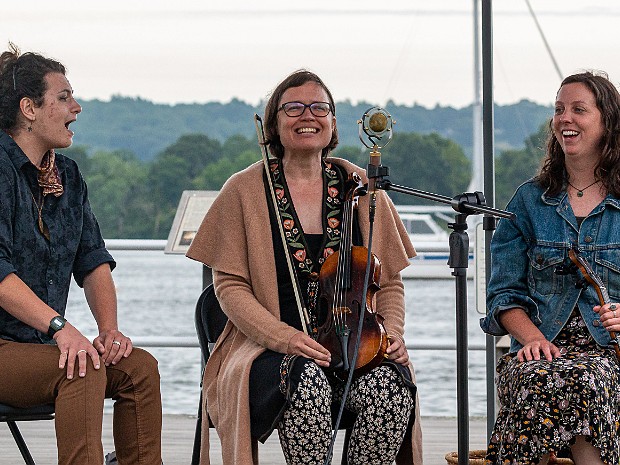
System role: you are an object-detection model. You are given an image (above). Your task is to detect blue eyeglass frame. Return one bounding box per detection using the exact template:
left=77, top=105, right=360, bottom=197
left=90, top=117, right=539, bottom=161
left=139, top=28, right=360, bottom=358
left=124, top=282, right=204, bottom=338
left=279, top=101, right=333, bottom=117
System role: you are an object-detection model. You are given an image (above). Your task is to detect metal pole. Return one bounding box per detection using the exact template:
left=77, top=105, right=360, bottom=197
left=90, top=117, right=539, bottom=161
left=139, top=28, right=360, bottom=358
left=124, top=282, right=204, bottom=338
left=469, top=0, right=483, bottom=195
left=481, top=0, right=497, bottom=441
left=451, top=215, right=470, bottom=465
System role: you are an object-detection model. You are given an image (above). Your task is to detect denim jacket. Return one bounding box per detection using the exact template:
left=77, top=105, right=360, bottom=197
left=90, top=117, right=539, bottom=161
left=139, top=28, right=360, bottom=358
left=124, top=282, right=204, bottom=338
left=480, top=178, right=620, bottom=352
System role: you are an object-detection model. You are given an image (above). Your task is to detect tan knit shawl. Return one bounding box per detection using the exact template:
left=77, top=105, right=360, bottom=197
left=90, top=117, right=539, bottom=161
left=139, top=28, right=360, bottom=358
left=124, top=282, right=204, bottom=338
left=187, top=158, right=423, bottom=465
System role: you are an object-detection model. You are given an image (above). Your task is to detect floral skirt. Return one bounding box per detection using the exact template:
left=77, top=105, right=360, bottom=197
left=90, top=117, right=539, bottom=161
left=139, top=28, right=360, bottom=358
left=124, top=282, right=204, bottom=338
left=486, top=310, right=620, bottom=465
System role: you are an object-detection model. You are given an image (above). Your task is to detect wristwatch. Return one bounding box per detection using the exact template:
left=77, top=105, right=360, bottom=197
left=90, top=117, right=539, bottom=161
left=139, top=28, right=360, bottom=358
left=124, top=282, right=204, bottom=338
left=48, top=315, right=66, bottom=337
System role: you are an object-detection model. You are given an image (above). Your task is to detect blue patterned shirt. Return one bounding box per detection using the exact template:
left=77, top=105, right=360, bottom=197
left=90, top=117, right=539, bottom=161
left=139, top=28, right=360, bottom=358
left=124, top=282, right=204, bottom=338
left=0, top=131, right=115, bottom=343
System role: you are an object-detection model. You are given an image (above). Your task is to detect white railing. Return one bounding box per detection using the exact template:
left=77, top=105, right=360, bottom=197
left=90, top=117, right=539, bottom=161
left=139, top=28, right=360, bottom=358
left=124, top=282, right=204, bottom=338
left=127, top=336, right=488, bottom=352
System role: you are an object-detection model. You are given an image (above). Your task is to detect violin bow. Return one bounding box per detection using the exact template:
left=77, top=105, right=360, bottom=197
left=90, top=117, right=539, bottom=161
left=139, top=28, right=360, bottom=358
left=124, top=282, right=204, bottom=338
left=568, top=248, right=620, bottom=361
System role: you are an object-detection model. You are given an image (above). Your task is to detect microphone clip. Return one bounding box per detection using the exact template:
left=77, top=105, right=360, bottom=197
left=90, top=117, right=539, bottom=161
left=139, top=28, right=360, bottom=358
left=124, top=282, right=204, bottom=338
left=366, top=163, right=389, bottom=180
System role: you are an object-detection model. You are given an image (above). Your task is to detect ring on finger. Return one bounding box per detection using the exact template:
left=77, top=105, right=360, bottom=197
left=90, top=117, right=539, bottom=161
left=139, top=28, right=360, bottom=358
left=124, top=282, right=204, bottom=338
left=77, top=349, right=87, bottom=354
left=614, top=310, right=617, bottom=318
left=611, top=304, right=617, bottom=310
left=112, top=340, right=121, bottom=346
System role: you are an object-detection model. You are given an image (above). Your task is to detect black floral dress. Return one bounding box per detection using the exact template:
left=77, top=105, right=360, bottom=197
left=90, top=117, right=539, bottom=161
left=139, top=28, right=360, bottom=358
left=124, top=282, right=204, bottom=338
left=486, top=309, right=620, bottom=464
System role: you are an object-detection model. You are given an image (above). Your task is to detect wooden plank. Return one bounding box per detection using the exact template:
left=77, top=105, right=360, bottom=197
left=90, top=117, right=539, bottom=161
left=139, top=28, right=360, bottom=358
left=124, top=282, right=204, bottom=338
left=0, top=415, right=488, bottom=465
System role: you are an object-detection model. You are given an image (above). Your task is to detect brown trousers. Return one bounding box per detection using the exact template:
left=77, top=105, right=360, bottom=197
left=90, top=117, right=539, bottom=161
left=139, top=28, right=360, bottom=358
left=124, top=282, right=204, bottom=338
left=0, top=339, right=162, bottom=465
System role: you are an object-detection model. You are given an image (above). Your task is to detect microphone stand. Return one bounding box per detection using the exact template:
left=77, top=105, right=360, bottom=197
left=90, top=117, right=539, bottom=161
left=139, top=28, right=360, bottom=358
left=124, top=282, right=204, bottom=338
left=372, top=175, right=513, bottom=465
left=356, top=106, right=513, bottom=465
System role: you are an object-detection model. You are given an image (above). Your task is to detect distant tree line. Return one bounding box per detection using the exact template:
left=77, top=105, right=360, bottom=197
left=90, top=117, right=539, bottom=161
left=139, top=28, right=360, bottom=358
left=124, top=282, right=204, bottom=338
left=72, top=96, right=553, bottom=161
left=64, top=124, right=548, bottom=239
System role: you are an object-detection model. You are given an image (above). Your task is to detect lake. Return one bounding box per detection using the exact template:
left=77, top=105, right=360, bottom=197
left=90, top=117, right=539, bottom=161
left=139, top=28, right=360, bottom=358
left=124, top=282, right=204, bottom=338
left=66, top=250, right=491, bottom=417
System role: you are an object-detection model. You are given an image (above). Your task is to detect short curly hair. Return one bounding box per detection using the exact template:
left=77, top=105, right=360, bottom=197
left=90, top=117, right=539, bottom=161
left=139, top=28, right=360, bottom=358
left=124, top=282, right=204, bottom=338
left=0, top=42, right=66, bottom=131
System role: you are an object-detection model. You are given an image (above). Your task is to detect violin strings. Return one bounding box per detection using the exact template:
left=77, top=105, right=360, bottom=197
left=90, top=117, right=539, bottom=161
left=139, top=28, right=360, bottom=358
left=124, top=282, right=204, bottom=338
left=334, top=200, right=352, bottom=330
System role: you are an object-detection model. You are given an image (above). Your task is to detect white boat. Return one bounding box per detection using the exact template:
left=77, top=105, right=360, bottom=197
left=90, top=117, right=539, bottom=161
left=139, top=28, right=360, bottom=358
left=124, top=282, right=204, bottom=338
left=395, top=206, right=474, bottom=279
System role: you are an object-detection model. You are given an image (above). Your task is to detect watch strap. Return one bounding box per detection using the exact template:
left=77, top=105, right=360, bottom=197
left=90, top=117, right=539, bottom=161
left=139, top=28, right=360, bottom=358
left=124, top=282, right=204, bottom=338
left=47, top=315, right=66, bottom=337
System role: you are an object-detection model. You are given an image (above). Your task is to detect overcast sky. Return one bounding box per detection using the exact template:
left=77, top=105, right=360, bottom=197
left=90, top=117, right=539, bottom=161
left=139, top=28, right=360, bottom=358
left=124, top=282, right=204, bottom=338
left=3, top=1, right=619, bottom=109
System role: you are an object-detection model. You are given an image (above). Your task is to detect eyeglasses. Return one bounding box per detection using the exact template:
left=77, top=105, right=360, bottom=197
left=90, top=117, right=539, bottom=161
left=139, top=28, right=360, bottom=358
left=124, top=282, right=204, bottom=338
left=279, top=101, right=332, bottom=117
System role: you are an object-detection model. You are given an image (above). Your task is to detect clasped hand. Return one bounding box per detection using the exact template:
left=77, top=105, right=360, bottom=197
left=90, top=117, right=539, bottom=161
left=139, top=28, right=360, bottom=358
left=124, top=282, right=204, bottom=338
left=287, top=332, right=409, bottom=368
left=55, top=325, right=132, bottom=379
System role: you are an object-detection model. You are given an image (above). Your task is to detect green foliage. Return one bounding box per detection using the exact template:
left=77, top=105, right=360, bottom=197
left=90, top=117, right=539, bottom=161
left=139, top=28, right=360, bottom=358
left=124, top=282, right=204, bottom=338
left=331, top=145, right=366, bottom=167
left=66, top=109, right=550, bottom=239
left=62, top=145, right=91, bottom=175
left=193, top=149, right=260, bottom=190
left=221, top=134, right=259, bottom=160
left=331, top=133, right=471, bottom=205
left=495, top=124, right=547, bottom=209
left=380, top=132, right=471, bottom=205
left=158, top=133, right=223, bottom=179
left=85, top=150, right=150, bottom=238
left=72, top=97, right=553, bottom=161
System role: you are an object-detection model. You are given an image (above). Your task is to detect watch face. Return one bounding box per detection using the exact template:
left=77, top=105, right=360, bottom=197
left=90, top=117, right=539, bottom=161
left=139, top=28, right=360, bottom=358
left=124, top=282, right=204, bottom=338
left=49, top=316, right=66, bottom=335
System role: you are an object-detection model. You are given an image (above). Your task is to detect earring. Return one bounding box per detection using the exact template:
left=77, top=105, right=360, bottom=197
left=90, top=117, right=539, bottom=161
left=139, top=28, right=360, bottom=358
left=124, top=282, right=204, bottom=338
left=27, top=120, right=33, bottom=132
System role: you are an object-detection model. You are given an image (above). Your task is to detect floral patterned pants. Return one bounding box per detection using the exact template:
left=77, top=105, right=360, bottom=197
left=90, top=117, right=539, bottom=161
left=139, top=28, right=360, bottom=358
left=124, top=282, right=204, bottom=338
left=277, top=363, right=414, bottom=465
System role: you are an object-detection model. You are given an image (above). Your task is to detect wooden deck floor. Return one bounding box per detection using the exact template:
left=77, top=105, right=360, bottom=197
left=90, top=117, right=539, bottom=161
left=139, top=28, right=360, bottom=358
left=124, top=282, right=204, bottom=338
left=1, top=414, right=488, bottom=465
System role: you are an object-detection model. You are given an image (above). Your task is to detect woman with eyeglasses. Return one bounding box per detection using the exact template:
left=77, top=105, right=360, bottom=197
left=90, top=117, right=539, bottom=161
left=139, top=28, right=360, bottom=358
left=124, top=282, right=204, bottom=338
left=187, top=69, right=423, bottom=464
left=0, top=43, right=162, bottom=465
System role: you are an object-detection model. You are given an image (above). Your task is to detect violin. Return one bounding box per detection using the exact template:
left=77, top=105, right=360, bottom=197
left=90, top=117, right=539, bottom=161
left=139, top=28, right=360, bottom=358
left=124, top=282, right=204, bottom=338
left=568, top=248, right=620, bottom=361
left=547, top=248, right=620, bottom=464
left=315, top=172, right=389, bottom=379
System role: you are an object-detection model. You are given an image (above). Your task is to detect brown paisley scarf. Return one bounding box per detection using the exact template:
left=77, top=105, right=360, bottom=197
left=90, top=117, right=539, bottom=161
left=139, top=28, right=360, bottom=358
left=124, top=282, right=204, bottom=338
left=37, top=149, right=64, bottom=197
left=32, top=150, right=63, bottom=240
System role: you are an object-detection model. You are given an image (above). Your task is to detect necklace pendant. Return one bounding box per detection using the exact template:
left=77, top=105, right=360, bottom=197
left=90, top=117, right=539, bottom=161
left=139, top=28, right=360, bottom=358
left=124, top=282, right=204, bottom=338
left=577, top=191, right=584, bottom=198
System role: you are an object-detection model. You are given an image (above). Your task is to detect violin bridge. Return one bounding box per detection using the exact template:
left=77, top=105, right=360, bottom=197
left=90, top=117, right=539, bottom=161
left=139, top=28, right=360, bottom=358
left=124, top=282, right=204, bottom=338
left=332, top=306, right=352, bottom=317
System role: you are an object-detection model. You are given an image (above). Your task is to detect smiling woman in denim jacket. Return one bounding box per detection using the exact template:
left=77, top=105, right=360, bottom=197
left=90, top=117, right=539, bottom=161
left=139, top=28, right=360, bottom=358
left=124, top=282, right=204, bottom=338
left=480, top=71, right=620, bottom=465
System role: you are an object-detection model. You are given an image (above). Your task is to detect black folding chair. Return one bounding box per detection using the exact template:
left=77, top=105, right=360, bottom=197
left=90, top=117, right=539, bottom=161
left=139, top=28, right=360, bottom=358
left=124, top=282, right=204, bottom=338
left=0, top=402, right=55, bottom=465
left=191, top=284, right=353, bottom=465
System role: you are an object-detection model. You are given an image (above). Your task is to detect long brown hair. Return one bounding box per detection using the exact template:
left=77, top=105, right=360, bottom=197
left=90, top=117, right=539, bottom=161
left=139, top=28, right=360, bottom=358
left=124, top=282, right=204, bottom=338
left=537, top=71, right=620, bottom=197
left=263, top=69, right=338, bottom=159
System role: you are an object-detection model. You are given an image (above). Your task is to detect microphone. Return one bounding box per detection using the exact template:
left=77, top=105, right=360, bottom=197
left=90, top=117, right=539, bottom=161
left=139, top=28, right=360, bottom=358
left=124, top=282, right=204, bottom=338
left=359, top=107, right=393, bottom=148
left=357, top=107, right=394, bottom=220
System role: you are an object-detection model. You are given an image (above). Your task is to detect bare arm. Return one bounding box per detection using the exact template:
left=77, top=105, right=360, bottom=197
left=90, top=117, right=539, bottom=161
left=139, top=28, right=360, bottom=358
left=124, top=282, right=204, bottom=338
left=0, top=273, right=100, bottom=378
left=499, top=307, right=562, bottom=362
left=0, top=273, right=60, bottom=332
left=84, top=263, right=132, bottom=366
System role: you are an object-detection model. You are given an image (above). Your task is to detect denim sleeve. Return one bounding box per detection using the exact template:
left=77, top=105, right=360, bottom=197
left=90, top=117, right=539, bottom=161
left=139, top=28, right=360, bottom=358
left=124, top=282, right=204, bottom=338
left=479, top=195, right=539, bottom=336
left=0, top=170, right=17, bottom=284
left=72, top=179, right=116, bottom=287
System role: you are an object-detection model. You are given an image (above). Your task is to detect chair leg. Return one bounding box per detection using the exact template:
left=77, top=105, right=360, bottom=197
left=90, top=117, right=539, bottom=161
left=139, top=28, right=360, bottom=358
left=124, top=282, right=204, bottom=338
left=7, top=421, right=36, bottom=465
left=190, top=391, right=203, bottom=465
